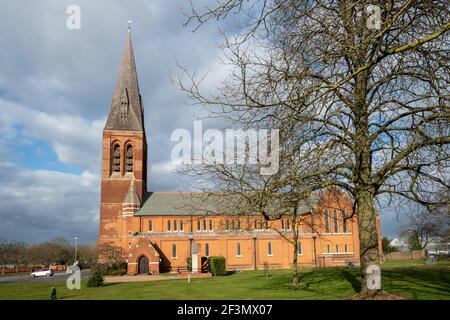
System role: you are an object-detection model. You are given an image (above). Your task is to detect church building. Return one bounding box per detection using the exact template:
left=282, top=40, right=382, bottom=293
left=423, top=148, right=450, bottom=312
left=98, top=29, right=382, bottom=275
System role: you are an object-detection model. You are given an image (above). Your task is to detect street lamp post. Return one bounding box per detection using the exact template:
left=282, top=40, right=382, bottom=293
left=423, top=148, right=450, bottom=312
left=312, top=233, right=317, bottom=268
left=74, top=237, right=78, bottom=264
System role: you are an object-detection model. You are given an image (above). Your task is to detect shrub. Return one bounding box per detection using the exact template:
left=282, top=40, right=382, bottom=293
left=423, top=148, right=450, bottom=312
left=108, top=269, right=127, bottom=276
left=103, top=262, right=127, bottom=276
left=209, top=256, right=226, bottom=276
left=186, top=257, right=192, bottom=272
left=87, top=267, right=104, bottom=287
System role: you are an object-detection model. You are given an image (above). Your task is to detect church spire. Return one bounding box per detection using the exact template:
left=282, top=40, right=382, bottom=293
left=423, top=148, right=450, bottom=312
left=105, top=28, right=145, bottom=132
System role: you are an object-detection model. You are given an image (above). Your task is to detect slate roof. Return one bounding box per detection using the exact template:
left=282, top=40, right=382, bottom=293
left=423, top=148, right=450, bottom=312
left=105, top=31, right=145, bottom=132
left=134, top=192, right=315, bottom=216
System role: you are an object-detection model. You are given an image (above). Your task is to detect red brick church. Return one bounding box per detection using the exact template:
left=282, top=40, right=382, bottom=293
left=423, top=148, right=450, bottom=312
left=98, top=30, right=382, bottom=275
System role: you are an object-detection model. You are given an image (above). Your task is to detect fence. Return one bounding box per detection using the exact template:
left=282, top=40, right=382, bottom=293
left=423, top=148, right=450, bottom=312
left=384, top=250, right=425, bottom=260
left=1, top=264, right=68, bottom=275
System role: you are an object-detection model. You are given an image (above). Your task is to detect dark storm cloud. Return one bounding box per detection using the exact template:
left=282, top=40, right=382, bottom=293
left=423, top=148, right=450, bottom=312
left=0, top=0, right=403, bottom=242
left=0, top=0, right=227, bottom=242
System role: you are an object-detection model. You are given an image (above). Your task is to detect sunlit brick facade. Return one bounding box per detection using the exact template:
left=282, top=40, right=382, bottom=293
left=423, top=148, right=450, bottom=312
left=98, top=31, right=382, bottom=275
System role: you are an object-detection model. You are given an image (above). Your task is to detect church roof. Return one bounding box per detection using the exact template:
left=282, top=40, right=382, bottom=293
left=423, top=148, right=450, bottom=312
left=123, top=181, right=141, bottom=205
left=105, top=30, right=145, bottom=132
left=134, top=192, right=314, bottom=216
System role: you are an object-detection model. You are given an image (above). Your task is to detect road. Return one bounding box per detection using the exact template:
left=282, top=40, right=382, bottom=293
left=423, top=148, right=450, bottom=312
left=0, top=270, right=90, bottom=284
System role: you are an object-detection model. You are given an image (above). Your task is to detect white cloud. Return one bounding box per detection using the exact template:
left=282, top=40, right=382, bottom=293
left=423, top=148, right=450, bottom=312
left=0, top=97, right=104, bottom=173
left=0, top=162, right=99, bottom=243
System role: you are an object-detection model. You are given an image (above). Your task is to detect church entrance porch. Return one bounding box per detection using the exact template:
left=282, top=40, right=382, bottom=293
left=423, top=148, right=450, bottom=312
left=126, top=237, right=161, bottom=275
left=138, top=255, right=149, bottom=274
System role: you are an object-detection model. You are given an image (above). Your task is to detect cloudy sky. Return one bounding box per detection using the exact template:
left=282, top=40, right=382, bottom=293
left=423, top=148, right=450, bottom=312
left=0, top=0, right=406, bottom=244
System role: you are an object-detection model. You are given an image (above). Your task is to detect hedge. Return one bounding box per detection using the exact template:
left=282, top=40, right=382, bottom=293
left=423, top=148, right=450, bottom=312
left=209, top=256, right=226, bottom=275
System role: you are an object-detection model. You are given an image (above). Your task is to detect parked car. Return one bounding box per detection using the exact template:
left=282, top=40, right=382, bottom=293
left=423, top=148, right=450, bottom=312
left=30, top=269, right=54, bottom=277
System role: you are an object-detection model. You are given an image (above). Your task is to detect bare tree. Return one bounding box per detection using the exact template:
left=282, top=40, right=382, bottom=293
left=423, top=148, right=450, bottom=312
left=77, top=243, right=98, bottom=264
left=0, top=240, right=14, bottom=276
left=10, top=241, right=29, bottom=273
left=178, top=0, right=450, bottom=296
left=400, top=204, right=450, bottom=250
left=98, top=242, right=125, bottom=266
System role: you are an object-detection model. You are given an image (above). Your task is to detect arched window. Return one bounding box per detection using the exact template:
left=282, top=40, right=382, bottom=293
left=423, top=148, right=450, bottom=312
left=297, top=241, right=302, bottom=255
left=333, top=209, right=339, bottom=233
left=209, top=220, right=213, bottom=230
left=173, top=220, right=177, bottom=231
left=112, top=144, right=121, bottom=172
left=236, top=242, right=241, bottom=256
left=205, top=243, right=210, bottom=257
left=342, top=210, right=347, bottom=233
left=180, top=220, right=184, bottom=231
left=324, top=210, right=330, bottom=233
left=268, top=242, right=272, bottom=256
left=126, top=145, right=133, bottom=172
left=197, top=219, right=201, bottom=231
left=148, top=220, right=152, bottom=232
left=172, top=244, right=177, bottom=258
left=167, top=220, right=171, bottom=232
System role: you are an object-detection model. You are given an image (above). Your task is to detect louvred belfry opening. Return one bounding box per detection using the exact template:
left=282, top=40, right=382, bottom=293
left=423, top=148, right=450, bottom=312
left=120, top=89, right=129, bottom=126
left=112, top=144, right=121, bottom=173
left=126, top=145, right=133, bottom=172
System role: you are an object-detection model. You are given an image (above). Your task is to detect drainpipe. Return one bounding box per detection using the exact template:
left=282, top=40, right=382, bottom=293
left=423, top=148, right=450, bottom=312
left=312, top=233, right=317, bottom=268
left=253, top=236, right=257, bottom=270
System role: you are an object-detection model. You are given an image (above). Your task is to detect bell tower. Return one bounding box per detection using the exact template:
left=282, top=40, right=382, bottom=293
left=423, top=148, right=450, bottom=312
left=98, top=27, right=147, bottom=261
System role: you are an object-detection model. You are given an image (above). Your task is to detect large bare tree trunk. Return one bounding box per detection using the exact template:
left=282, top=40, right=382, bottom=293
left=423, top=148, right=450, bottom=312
left=292, top=239, right=300, bottom=285
left=357, top=190, right=381, bottom=296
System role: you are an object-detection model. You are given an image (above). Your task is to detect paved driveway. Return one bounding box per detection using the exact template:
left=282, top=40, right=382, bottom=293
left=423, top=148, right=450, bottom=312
left=0, top=270, right=90, bottom=284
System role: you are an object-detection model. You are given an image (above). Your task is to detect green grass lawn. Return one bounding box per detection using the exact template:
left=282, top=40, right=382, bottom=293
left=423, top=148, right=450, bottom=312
left=1, top=260, right=449, bottom=300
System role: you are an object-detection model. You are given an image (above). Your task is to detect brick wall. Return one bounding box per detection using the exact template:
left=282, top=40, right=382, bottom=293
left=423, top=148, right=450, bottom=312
left=384, top=250, right=425, bottom=260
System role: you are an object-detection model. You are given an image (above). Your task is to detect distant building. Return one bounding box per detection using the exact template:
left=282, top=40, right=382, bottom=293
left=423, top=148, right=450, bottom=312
left=389, top=237, right=450, bottom=255
left=97, top=29, right=382, bottom=275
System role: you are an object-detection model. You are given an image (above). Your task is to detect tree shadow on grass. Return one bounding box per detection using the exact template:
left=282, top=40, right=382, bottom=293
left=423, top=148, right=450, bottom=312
left=382, top=268, right=450, bottom=299
left=101, top=283, right=118, bottom=287
left=339, top=269, right=361, bottom=293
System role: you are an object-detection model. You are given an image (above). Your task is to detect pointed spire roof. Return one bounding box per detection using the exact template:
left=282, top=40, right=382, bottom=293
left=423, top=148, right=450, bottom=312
left=105, top=29, right=145, bottom=131
left=123, top=180, right=141, bottom=205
